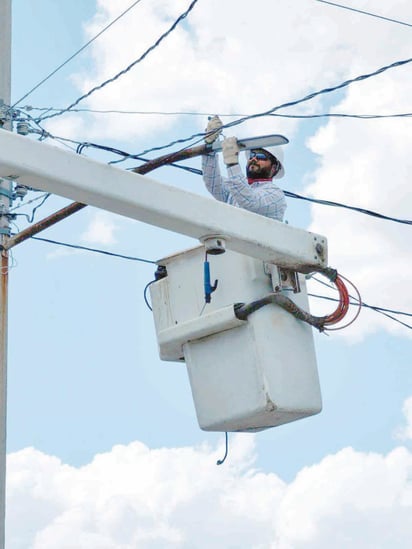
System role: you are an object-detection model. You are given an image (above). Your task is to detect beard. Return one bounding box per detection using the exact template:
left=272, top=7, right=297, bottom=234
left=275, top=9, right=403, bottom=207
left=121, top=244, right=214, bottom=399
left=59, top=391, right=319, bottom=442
left=246, top=162, right=273, bottom=180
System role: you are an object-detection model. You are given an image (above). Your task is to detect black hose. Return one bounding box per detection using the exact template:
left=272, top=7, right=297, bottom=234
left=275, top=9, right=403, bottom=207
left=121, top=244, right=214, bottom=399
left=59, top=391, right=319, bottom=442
left=234, top=294, right=328, bottom=331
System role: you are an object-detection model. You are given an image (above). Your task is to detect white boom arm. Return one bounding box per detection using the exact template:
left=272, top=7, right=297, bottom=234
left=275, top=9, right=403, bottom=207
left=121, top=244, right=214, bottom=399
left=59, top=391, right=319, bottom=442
left=0, top=131, right=327, bottom=271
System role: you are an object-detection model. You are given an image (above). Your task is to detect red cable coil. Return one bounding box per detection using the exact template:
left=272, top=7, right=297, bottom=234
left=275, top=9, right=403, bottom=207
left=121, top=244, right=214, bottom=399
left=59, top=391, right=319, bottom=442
left=323, top=275, right=350, bottom=327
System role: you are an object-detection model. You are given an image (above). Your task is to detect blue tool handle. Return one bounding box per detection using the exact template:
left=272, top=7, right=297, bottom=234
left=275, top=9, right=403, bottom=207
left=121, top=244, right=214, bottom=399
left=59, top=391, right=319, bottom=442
left=204, top=260, right=218, bottom=303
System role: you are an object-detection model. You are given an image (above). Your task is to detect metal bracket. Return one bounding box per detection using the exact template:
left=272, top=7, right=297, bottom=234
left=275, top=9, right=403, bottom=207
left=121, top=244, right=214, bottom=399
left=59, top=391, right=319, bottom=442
left=278, top=268, right=301, bottom=294
left=264, top=263, right=301, bottom=293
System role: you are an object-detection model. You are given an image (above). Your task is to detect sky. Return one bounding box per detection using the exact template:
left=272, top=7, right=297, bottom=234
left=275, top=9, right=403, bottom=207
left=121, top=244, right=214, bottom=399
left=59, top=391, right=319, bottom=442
left=4, top=0, right=412, bottom=547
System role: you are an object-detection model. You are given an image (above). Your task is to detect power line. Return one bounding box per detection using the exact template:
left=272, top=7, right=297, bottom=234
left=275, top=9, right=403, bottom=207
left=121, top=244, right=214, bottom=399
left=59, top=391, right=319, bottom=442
left=12, top=0, right=144, bottom=109
left=314, top=0, right=412, bottom=28
left=20, top=105, right=412, bottom=120
left=270, top=113, right=412, bottom=120
left=29, top=236, right=157, bottom=264
left=17, top=111, right=409, bottom=228
left=27, top=235, right=412, bottom=331
left=284, top=190, right=412, bottom=226
left=29, top=128, right=410, bottom=227
left=218, top=58, right=412, bottom=130
left=313, top=277, right=412, bottom=330
left=75, top=140, right=411, bottom=227
left=308, top=292, right=412, bottom=319
left=16, top=106, right=410, bottom=229
left=12, top=194, right=51, bottom=224
left=10, top=192, right=50, bottom=213
left=72, top=137, right=201, bottom=174
left=37, top=0, right=200, bottom=123
left=132, top=56, right=412, bottom=157
left=308, top=292, right=412, bottom=331
left=266, top=112, right=412, bottom=120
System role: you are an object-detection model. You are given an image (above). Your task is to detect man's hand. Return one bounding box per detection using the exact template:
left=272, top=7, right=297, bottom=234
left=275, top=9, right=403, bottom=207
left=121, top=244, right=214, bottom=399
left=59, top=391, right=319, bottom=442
left=222, top=137, right=240, bottom=166
left=204, top=115, right=223, bottom=144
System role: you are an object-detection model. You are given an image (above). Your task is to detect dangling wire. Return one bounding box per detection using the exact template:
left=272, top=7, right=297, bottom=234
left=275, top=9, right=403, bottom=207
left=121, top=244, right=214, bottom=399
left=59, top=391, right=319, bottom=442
left=216, top=432, right=229, bottom=465
left=143, top=266, right=168, bottom=311
left=143, top=279, right=156, bottom=311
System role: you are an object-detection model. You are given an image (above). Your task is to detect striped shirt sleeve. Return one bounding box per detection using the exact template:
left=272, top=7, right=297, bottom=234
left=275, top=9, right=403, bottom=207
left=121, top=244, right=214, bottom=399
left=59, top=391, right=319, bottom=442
left=201, top=153, right=230, bottom=203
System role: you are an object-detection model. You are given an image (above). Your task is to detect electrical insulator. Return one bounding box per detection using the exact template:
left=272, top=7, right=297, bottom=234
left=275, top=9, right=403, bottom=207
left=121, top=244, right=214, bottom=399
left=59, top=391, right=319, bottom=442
left=201, top=235, right=226, bottom=255
left=14, top=185, right=28, bottom=200
left=16, top=122, right=30, bottom=136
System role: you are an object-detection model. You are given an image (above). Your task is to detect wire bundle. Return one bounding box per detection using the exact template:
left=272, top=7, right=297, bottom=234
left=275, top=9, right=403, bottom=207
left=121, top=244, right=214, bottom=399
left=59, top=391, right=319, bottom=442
left=319, top=273, right=350, bottom=329
left=234, top=269, right=359, bottom=332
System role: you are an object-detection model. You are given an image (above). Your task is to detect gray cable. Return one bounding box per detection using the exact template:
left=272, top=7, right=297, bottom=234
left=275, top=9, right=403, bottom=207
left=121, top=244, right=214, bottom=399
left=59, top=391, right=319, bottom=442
left=20, top=106, right=412, bottom=119
left=37, top=0, right=200, bottom=122
left=314, top=0, right=412, bottom=28
left=12, top=0, right=144, bottom=108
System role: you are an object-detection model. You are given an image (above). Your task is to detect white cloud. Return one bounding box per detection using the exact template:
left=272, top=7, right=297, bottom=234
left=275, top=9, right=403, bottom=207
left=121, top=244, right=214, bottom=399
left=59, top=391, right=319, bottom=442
left=275, top=446, right=412, bottom=548
left=395, top=397, right=412, bottom=441
left=6, top=437, right=412, bottom=548
left=305, top=62, right=412, bottom=340
left=80, top=211, right=119, bottom=245
left=45, top=247, right=82, bottom=260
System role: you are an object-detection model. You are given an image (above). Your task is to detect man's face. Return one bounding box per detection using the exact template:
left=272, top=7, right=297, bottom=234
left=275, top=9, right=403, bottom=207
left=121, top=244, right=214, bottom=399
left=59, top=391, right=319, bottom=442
left=246, top=150, right=275, bottom=179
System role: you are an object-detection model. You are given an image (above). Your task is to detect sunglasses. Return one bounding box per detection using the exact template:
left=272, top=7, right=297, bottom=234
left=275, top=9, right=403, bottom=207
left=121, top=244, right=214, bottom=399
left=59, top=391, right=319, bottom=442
left=249, top=151, right=269, bottom=161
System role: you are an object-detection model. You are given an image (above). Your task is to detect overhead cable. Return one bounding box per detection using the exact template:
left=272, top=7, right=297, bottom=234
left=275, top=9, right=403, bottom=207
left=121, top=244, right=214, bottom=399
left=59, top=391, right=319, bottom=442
left=18, top=115, right=408, bottom=228
left=312, top=276, right=412, bottom=330
left=133, top=56, right=412, bottom=157
left=284, top=190, right=412, bottom=226
left=314, top=0, right=412, bottom=28
left=10, top=193, right=50, bottom=213
left=74, top=138, right=201, bottom=174
left=308, top=292, right=412, bottom=319
left=28, top=234, right=412, bottom=331
left=208, top=56, right=412, bottom=131
left=37, top=0, right=200, bottom=122
left=308, top=292, right=412, bottom=331
left=30, top=236, right=157, bottom=264
left=12, top=0, right=144, bottom=109
left=12, top=194, right=51, bottom=224
left=31, top=129, right=410, bottom=227
left=21, top=105, right=412, bottom=120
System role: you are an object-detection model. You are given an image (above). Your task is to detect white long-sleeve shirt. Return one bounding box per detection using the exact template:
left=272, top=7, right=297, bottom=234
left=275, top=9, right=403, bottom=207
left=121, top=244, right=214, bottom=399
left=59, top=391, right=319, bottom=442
left=202, top=153, right=286, bottom=221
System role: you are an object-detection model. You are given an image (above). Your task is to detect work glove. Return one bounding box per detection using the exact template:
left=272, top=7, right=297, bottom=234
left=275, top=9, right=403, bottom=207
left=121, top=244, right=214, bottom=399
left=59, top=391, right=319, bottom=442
left=204, top=115, right=223, bottom=144
left=222, top=136, right=240, bottom=166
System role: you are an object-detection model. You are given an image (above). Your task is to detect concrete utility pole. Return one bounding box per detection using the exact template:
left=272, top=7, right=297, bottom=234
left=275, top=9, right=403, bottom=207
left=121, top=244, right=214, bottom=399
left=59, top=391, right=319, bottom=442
left=0, top=0, right=11, bottom=546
